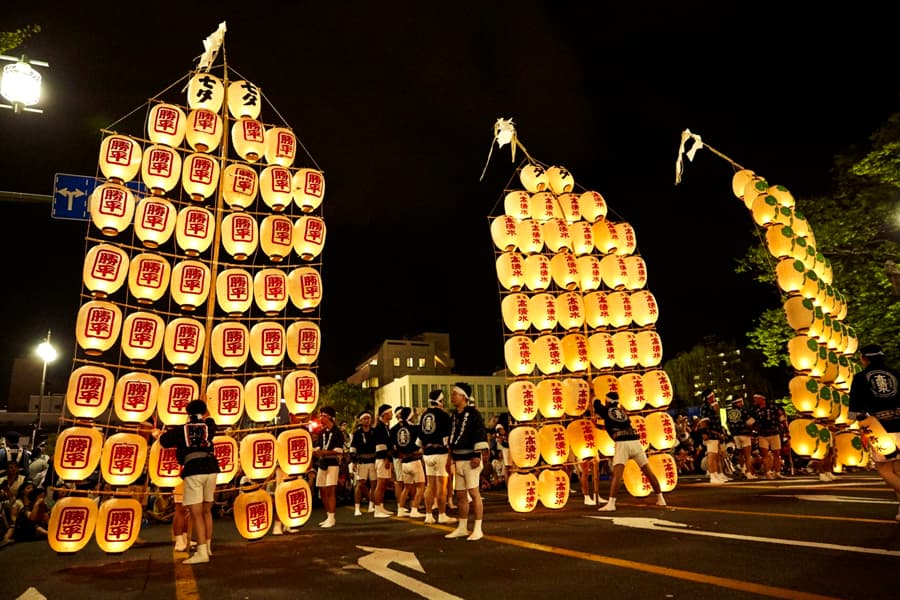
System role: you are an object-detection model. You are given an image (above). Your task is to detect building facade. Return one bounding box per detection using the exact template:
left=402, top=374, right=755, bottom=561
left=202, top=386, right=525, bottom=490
left=375, top=373, right=508, bottom=424
left=347, top=332, right=455, bottom=389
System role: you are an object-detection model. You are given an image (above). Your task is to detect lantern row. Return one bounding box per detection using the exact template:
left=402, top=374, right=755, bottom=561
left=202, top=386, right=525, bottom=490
left=501, top=289, right=659, bottom=333
left=503, top=329, right=663, bottom=375
left=496, top=251, right=646, bottom=293
left=492, top=214, right=638, bottom=256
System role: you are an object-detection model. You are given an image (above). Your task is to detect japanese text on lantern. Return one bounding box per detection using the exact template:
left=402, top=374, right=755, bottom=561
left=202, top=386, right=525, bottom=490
left=58, top=507, right=89, bottom=541
left=110, top=443, right=138, bottom=475
left=246, top=500, right=268, bottom=532
left=105, top=509, right=134, bottom=540
left=289, top=436, right=309, bottom=465
left=74, top=373, right=107, bottom=408
left=253, top=439, right=275, bottom=470
left=215, top=442, right=234, bottom=472
left=286, top=488, right=309, bottom=519
left=62, top=436, right=92, bottom=468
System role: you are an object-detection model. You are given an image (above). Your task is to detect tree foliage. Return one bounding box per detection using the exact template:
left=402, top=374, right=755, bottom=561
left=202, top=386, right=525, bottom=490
left=0, top=26, right=40, bottom=55
left=318, top=381, right=374, bottom=426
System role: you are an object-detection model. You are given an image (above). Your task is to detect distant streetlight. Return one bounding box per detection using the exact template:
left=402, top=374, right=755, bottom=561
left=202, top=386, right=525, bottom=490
left=0, top=54, right=49, bottom=114
left=34, top=330, right=57, bottom=450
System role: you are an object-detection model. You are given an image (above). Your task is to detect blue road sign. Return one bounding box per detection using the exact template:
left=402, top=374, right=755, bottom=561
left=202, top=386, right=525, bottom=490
left=51, top=174, right=146, bottom=221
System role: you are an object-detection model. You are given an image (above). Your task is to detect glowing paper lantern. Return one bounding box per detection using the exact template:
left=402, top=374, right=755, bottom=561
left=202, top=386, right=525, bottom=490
left=519, top=164, right=548, bottom=193
left=233, top=489, right=272, bottom=540
left=750, top=193, right=780, bottom=227
left=75, top=301, right=122, bottom=356
left=557, top=193, right=582, bottom=223
left=83, top=244, right=129, bottom=298
left=645, top=412, right=677, bottom=450
left=286, top=321, right=321, bottom=366
left=259, top=166, right=294, bottom=212
left=141, top=144, right=181, bottom=195
left=523, top=254, right=552, bottom=291
left=277, top=428, right=314, bottom=475
left=527, top=293, right=557, bottom=332
left=775, top=259, right=806, bottom=294
left=254, top=268, right=289, bottom=315
left=221, top=212, right=259, bottom=261
left=630, top=290, right=659, bottom=326
left=187, top=71, right=224, bottom=111
left=599, top=255, right=628, bottom=289
left=516, top=219, right=544, bottom=254
left=546, top=165, right=574, bottom=194
left=501, top=293, right=530, bottom=332
left=206, top=379, right=245, bottom=426
left=283, top=369, right=320, bottom=415
left=257, top=215, right=294, bottom=263
left=534, top=335, right=564, bottom=376
left=579, top=190, right=607, bottom=223
left=210, top=322, right=249, bottom=370
left=48, top=497, right=98, bottom=554
left=293, top=216, right=326, bottom=260
left=120, top=311, right=164, bottom=365
left=538, top=423, right=569, bottom=465
left=784, top=296, right=815, bottom=333
left=584, top=291, right=611, bottom=329
left=491, top=215, right=519, bottom=251
left=859, top=416, right=898, bottom=457
left=98, top=134, right=142, bottom=183
left=507, top=471, right=539, bottom=512
left=563, top=377, right=591, bottom=416
left=227, top=79, right=261, bottom=119
left=576, top=255, right=602, bottom=290
left=89, top=183, right=135, bottom=235
left=507, top=380, right=538, bottom=422
left=605, top=291, right=634, bottom=328
left=612, top=331, right=639, bottom=368
left=766, top=225, right=795, bottom=259
left=292, top=168, right=326, bottom=212
left=128, top=252, right=171, bottom=304
left=542, top=219, right=572, bottom=253
left=496, top=252, right=525, bottom=291
left=250, top=321, right=286, bottom=368
left=538, top=468, right=570, bottom=509
left=216, top=269, right=253, bottom=316
left=635, top=330, right=663, bottom=367
left=265, top=127, right=297, bottom=167
left=788, top=335, right=820, bottom=373
left=594, top=426, right=616, bottom=458
left=648, top=453, right=678, bottom=492
left=643, top=370, right=674, bottom=409
left=148, top=440, right=183, bottom=487
left=549, top=252, right=579, bottom=290
left=623, top=460, right=653, bottom=498
left=587, top=332, right=616, bottom=369
left=509, top=425, right=539, bottom=467
left=164, top=317, right=205, bottom=370
left=561, top=333, right=590, bottom=372
left=65, top=365, right=114, bottom=419
left=566, top=418, right=598, bottom=459
left=623, top=256, right=648, bottom=290
left=222, top=163, right=259, bottom=209
left=185, top=108, right=222, bottom=152
left=134, top=196, right=176, bottom=248
left=147, top=102, right=186, bottom=147
left=54, top=426, right=104, bottom=482
left=114, top=371, right=159, bottom=423
left=504, top=336, right=535, bottom=376
left=244, top=376, right=282, bottom=423
left=593, top=220, right=620, bottom=254
left=789, top=419, right=819, bottom=456
left=614, top=222, right=637, bottom=256
left=617, top=373, right=646, bottom=412
left=101, top=433, right=148, bottom=486
left=529, top=191, right=560, bottom=222
left=811, top=428, right=832, bottom=460
left=287, top=266, right=323, bottom=312
left=171, top=260, right=211, bottom=311
left=232, top=117, right=266, bottom=162
left=275, top=478, right=314, bottom=528
left=240, top=432, right=278, bottom=481
left=504, top=190, right=531, bottom=219
left=182, top=152, right=220, bottom=202
left=175, top=206, right=215, bottom=256
left=157, top=376, right=199, bottom=426
left=536, top=379, right=565, bottom=418
left=731, top=169, right=757, bottom=199
left=835, top=431, right=867, bottom=467
left=213, top=435, right=239, bottom=484
left=569, top=221, right=594, bottom=256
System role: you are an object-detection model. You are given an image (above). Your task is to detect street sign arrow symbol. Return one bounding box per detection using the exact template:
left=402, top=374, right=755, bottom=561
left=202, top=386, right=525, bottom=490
left=770, top=494, right=896, bottom=504
left=357, top=545, right=463, bottom=600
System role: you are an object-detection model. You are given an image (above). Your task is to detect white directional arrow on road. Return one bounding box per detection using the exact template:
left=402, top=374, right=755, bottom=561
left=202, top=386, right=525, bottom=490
left=357, top=545, right=463, bottom=600
left=590, top=516, right=900, bottom=557
left=768, top=494, right=897, bottom=504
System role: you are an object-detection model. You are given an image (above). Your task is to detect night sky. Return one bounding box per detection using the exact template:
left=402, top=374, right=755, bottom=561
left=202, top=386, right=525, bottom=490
left=1, top=4, right=897, bottom=390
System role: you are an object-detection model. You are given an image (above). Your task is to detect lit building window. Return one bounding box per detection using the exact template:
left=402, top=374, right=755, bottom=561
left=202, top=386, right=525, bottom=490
left=393, top=357, right=400, bottom=367
left=418, top=357, right=426, bottom=368
left=406, top=357, right=414, bottom=367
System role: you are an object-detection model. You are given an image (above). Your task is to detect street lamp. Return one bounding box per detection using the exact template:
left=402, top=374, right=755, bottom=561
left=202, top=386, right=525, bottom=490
left=0, top=54, right=49, bottom=114
left=35, top=330, right=57, bottom=450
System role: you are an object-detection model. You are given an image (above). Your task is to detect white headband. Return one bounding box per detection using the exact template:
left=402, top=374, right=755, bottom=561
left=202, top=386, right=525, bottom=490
left=453, top=386, right=469, bottom=399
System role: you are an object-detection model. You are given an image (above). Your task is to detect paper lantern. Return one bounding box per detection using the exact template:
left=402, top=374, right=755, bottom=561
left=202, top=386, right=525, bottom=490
left=245, top=376, right=282, bottom=422
left=233, top=489, right=272, bottom=540
left=501, top=293, right=530, bottom=332
left=507, top=380, right=538, bottom=422
left=120, top=311, right=164, bottom=364
left=128, top=252, right=171, bottom=304
left=141, top=144, right=181, bottom=196
left=215, top=269, right=252, bottom=316
left=859, top=415, right=898, bottom=457
left=599, top=255, right=628, bottom=289
left=264, top=127, right=297, bottom=167
left=227, top=79, right=262, bottom=119
left=799, top=270, right=822, bottom=303
left=187, top=71, right=224, bottom=111
left=820, top=351, right=839, bottom=385
left=612, top=331, right=639, bottom=368
left=527, top=293, right=556, bottom=332
left=534, top=335, right=564, bottom=376
left=65, top=365, right=114, bottom=419
left=283, top=369, right=320, bottom=415
left=293, top=215, right=326, bottom=260
left=593, top=220, right=620, bottom=254
left=288, top=267, right=323, bottom=312
left=523, top=254, right=552, bottom=291
left=810, top=428, right=832, bottom=460
left=536, top=378, right=565, bottom=418
left=213, top=435, right=240, bottom=484
left=286, top=320, right=321, bottom=366
left=605, top=291, right=634, bottom=328
left=617, top=373, right=646, bottom=412
left=516, top=219, right=544, bottom=254
left=579, top=190, right=607, bottom=223
left=529, top=191, right=560, bottom=222
left=546, top=165, right=574, bottom=194
left=648, top=453, right=678, bottom=492
left=557, top=192, right=582, bottom=223
left=254, top=268, right=289, bottom=315
left=504, top=336, right=535, bottom=376
left=101, top=433, right=148, bottom=486
left=519, top=164, right=548, bottom=193
left=766, top=225, right=795, bottom=259
left=507, top=471, right=539, bottom=512
left=48, top=497, right=98, bottom=554
left=176, top=206, right=215, bottom=256
left=538, top=424, right=569, bottom=465
left=83, top=243, right=129, bottom=298
left=147, top=102, right=186, bottom=147
left=789, top=418, right=819, bottom=456
left=206, top=379, right=245, bottom=426
left=259, top=165, right=293, bottom=212
left=550, top=252, right=579, bottom=290
left=835, top=430, right=867, bottom=467
left=742, top=176, right=770, bottom=209
left=569, top=221, right=594, bottom=256
left=731, top=169, right=756, bottom=199
left=54, top=426, right=104, bottom=482
left=566, top=418, right=598, bottom=459
left=89, top=183, right=135, bottom=235
left=163, top=317, right=205, bottom=370
left=210, top=322, right=249, bottom=370
left=292, top=168, right=326, bottom=212
left=491, top=215, right=519, bottom=251
left=784, top=296, right=815, bottom=333
left=776, top=259, right=806, bottom=294
left=277, top=428, right=315, bottom=475
left=231, top=117, right=266, bottom=162
left=171, top=260, right=211, bottom=311
left=504, top=190, right=531, bottom=219
left=562, top=377, right=591, bottom=416
left=250, top=321, right=286, bottom=368
left=576, top=255, right=602, bottom=290
left=148, top=440, right=183, bottom=487
left=181, top=152, right=220, bottom=202
left=75, top=301, right=122, bottom=355
left=257, top=215, right=294, bottom=263
left=134, top=196, right=176, bottom=248
left=240, top=432, right=278, bottom=480
left=630, top=290, right=659, bottom=327
left=645, top=412, right=676, bottom=450
left=113, top=371, right=159, bottom=423
left=561, top=333, right=590, bottom=372
left=538, top=468, right=570, bottom=509
left=750, top=193, right=780, bottom=227
left=623, top=256, right=648, bottom=290
left=497, top=252, right=525, bottom=291
left=542, top=219, right=572, bottom=253
left=583, top=291, right=611, bottom=328
left=275, top=478, right=314, bottom=528
left=222, top=163, right=259, bottom=209
left=98, top=134, right=142, bottom=183
left=157, top=376, right=199, bottom=426
left=220, top=212, right=259, bottom=261
left=587, top=332, right=616, bottom=369
left=185, top=108, right=222, bottom=152
left=623, top=460, right=653, bottom=498
left=614, top=223, right=637, bottom=256
left=788, top=335, right=820, bottom=372
left=635, top=330, right=663, bottom=367
left=508, top=425, right=539, bottom=467
left=643, top=370, right=674, bottom=409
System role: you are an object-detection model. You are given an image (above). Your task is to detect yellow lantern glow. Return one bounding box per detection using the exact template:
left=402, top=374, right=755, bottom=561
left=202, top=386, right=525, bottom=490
left=275, top=478, right=314, bottom=528
left=520, top=164, right=548, bottom=193
left=221, top=212, right=259, bottom=261
left=542, top=219, right=572, bottom=253
left=83, top=243, right=129, bottom=298
left=285, top=369, right=320, bottom=415
left=811, top=428, right=832, bottom=460
left=742, top=176, right=770, bottom=209
left=496, top=252, right=526, bottom=291
left=617, top=373, right=646, bottom=412
left=579, top=190, right=607, bottom=223
left=216, top=269, right=253, bottom=316
left=730, top=168, right=755, bottom=200
left=507, top=380, right=538, bottom=422
left=784, top=296, right=815, bottom=333
left=164, top=317, right=205, bottom=370
left=775, top=258, right=806, bottom=294
left=648, top=453, right=678, bottom=492
left=265, top=127, right=297, bottom=167
left=789, top=419, right=819, bottom=456
left=529, top=191, right=561, bottom=222
left=766, top=225, right=795, bottom=259
left=504, top=190, right=531, bottom=219
left=231, top=117, right=266, bottom=161
left=212, top=435, right=239, bottom=484
left=89, top=183, right=135, bottom=236
left=523, top=254, right=552, bottom=291
left=227, top=79, right=261, bottom=119
left=835, top=430, right=867, bottom=467
left=141, top=144, right=182, bottom=196
left=240, top=432, right=278, bottom=480
left=98, top=134, right=142, bottom=183
left=546, top=165, right=574, bottom=194
left=507, top=471, right=539, bottom=512
left=222, top=163, right=259, bottom=209
left=134, top=196, right=177, bottom=248
left=635, top=330, right=663, bottom=367
left=244, top=376, right=282, bottom=422
left=538, top=468, right=570, bottom=509
left=612, top=331, right=639, bottom=368
left=185, top=108, right=222, bottom=152
left=258, top=165, right=294, bottom=212
left=48, top=497, right=98, bottom=554
left=54, top=426, right=104, bottom=482
left=171, top=260, right=211, bottom=311
left=293, top=215, right=326, bottom=260
left=206, top=379, right=245, bottom=426
left=557, top=192, right=582, bottom=223
left=182, top=152, right=220, bottom=202
left=614, top=222, right=637, bottom=256
left=623, top=256, right=648, bottom=290
left=504, top=336, right=535, bottom=376
left=592, top=219, right=620, bottom=254
left=569, top=221, right=594, bottom=256
left=859, top=415, right=898, bottom=457
left=594, top=427, right=616, bottom=457
left=501, top=293, right=530, bottom=332
left=113, top=371, right=159, bottom=423
left=292, top=168, right=326, bottom=212
left=562, top=377, right=591, bottom=416
left=561, top=333, right=589, bottom=372
left=576, top=255, right=602, bottom=291
left=75, top=301, right=122, bottom=356
left=233, top=489, right=272, bottom=540
left=599, top=254, right=628, bottom=289
left=623, top=459, right=653, bottom=497
left=587, top=332, right=616, bottom=369
left=643, top=370, right=674, bottom=409
left=630, top=290, right=659, bottom=327
left=148, top=440, right=183, bottom=487
left=509, top=425, right=540, bottom=467
left=120, top=311, right=165, bottom=365
left=555, top=292, right=584, bottom=330
left=750, top=193, right=779, bottom=227
left=210, top=322, right=249, bottom=370
left=286, top=321, right=321, bottom=366
left=534, top=335, right=564, bottom=376
left=566, top=418, right=598, bottom=459
left=156, top=376, right=199, bottom=426
left=605, top=291, right=634, bottom=328
left=147, top=102, right=186, bottom=147
left=250, top=321, right=286, bottom=369
left=515, top=219, right=543, bottom=254
left=254, top=268, right=289, bottom=315
left=550, top=252, right=579, bottom=290
left=788, top=335, right=820, bottom=373
left=101, top=433, right=148, bottom=486
left=539, top=423, right=569, bottom=465
left=128, top=252, right=171, bottom=304
left=277, top=428, right=315, bottom=475
left=645, top=412, right=677, bottom=450
left=187, top=71, right=224, bottom=111
left=584, top=291, right=611, bottom=328
left=491, top=215, right=518, bottom=251
left=287, top=266, right=323, bottom=312
left=536, top=379, right=565, bottom=418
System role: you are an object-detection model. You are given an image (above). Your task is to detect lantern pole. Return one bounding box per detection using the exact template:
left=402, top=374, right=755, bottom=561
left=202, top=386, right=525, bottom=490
left=34, top=329, right=57, bottom=450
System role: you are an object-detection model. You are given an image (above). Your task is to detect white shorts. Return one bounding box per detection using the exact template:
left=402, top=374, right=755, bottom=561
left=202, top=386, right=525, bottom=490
left=453, top=459, right=483, bottom=491
left=423, top=453, right=450, bottom=477
left=401, top=460, right=426, bottom=484
left=173, top=482, right=184, bottom=504
left=376, top=459, right=393, bottom=480
left=733, top=435, right=753, bottom=449
left=704, top=439, right=720, bottom=453
left=183, top=473, right=217, bottom=506
left=612, top=440, right=649, bottom=467
left=758, top=434, right=781, bottom=451
left=393, top=458, right=403, bottom=481
left=316, top=465, right=339, bottom=487
left=356, top=462, right=376, bottom=482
